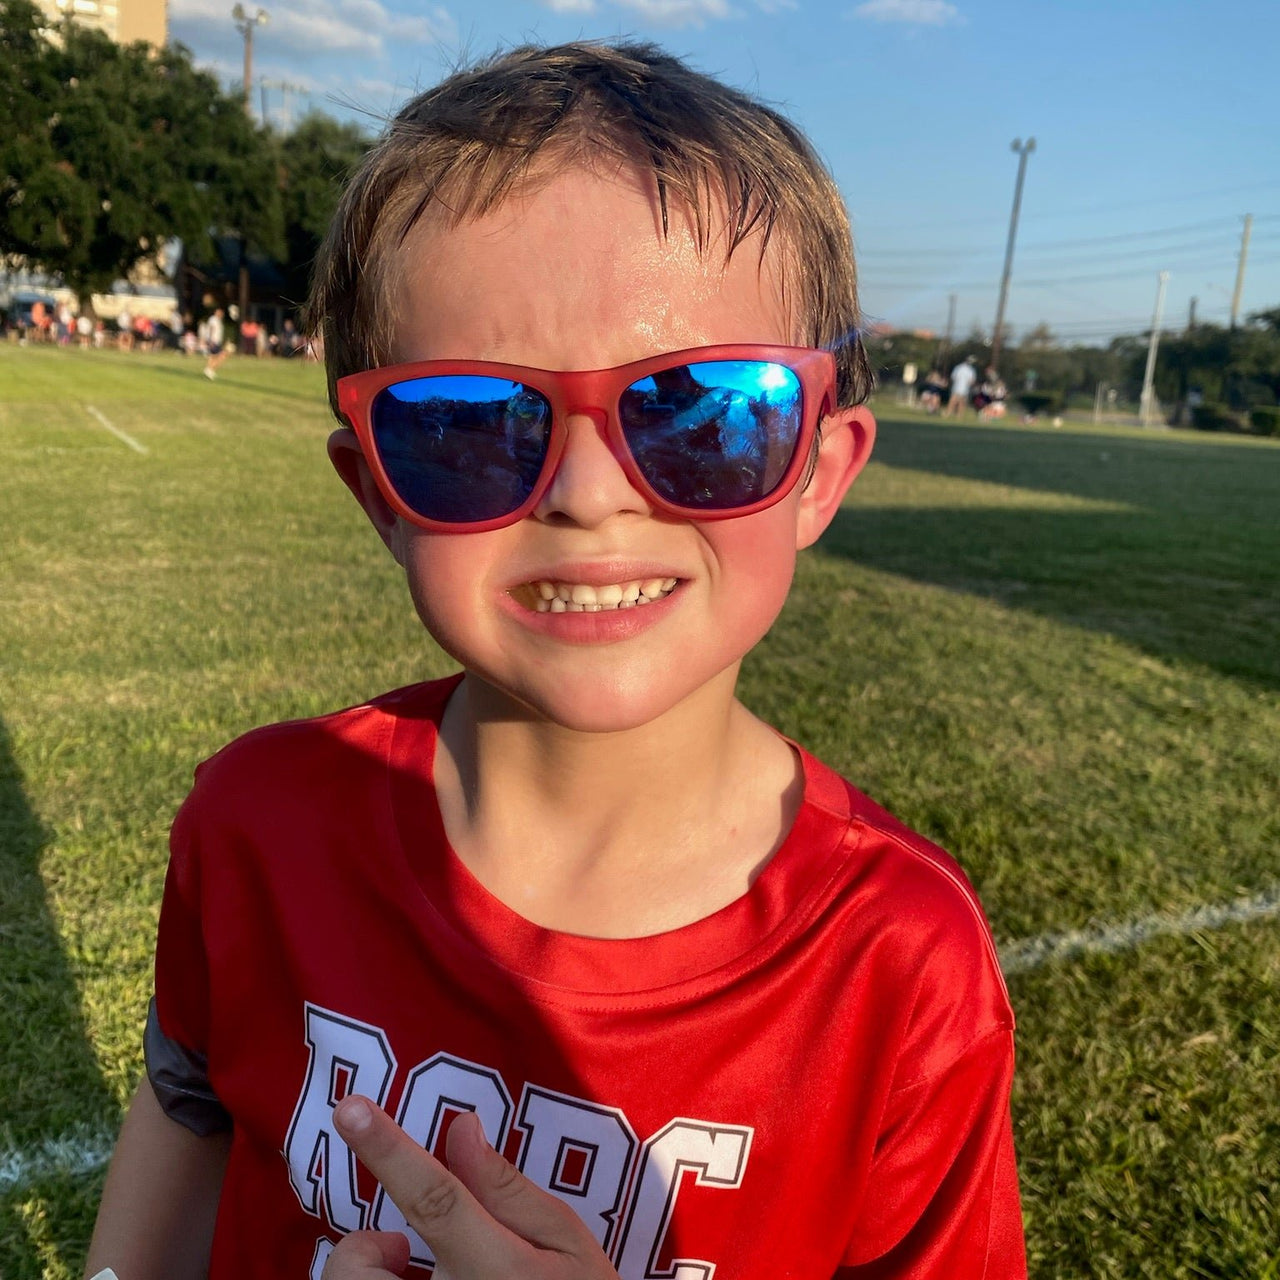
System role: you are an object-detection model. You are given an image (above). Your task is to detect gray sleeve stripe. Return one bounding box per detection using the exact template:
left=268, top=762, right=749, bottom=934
left=144, top=997, right=232, bottom=1137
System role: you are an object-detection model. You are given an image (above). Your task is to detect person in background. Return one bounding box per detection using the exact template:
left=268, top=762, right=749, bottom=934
left=945, top=354, right=977, bottom=417
left=202, top=308, right=228, bottom=380
left=919, top=367, right=948, bottom=413
left=977, top=367, right=1008, bottom=420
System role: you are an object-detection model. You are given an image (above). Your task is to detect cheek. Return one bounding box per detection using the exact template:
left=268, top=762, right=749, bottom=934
left=397, top=533, right=489, bottom=654
left=707, top=507, right=800, bottom=640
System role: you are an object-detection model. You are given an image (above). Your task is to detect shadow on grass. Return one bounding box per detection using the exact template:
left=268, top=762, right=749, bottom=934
left=137, top=358, right=326, bottom=405
left=0, top=717, right=119, bottom=1278
left=828, top=417, right=1280, bottom=691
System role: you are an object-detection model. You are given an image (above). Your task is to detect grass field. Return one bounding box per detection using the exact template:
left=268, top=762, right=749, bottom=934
left=1, top=343, right=1278, bottom=1278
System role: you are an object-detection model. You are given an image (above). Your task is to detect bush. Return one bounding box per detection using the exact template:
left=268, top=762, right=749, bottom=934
left=1190, top=402, right=1241, bottom=432
left=1248, top=406, right=1280, bottom=436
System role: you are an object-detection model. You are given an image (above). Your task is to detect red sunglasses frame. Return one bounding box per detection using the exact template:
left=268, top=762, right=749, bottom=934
left=336, top=343, right=838, bottom=532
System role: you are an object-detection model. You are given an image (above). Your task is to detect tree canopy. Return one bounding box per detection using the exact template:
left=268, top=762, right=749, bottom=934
left=0, top=0, right=282, bottom=308
left=276, top=113, right=371, bottom=309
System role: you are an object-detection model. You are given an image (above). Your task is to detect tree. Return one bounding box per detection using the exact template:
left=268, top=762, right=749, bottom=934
left=277, top=113, right=370, bottom=308
left=0, top=0, right=281, bottom=311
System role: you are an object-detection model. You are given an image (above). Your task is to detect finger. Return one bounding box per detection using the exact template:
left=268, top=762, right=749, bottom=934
left=333, top=1095, right=533, bottom=1279
left=445, top=1112, right=600, bottom=1257
left=320, top=1230, right=412, bottom=1278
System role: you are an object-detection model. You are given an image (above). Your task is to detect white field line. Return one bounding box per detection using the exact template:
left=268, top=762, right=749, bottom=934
left=0, top=1129, right=114, bottom=1193
left=998, top=882, right=1280, bottom=975
left=85, top=404, right=148, bottom=454
left=3, top=886, right=1279, bottom=1196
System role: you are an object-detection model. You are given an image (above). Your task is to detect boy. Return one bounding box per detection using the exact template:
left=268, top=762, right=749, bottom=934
left=86, top=41, right=1025, bottom=1280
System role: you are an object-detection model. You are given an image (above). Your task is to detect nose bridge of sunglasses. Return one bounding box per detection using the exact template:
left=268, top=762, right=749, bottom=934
left=554, top=402, right=635, bottom=471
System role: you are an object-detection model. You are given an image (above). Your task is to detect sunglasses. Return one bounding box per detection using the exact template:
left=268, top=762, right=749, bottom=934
left=336, top=344, right=837, bottom=531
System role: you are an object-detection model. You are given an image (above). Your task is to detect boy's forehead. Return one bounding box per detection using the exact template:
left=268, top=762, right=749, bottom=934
left=389, top=163, right=796, bottom=366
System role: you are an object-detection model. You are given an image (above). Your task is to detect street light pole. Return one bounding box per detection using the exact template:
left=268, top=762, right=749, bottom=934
left=990, top=137, right=1035, bottom=371
left=232, top=4, right=268, bottom=116
left=231, top=5, right=268, bottom=326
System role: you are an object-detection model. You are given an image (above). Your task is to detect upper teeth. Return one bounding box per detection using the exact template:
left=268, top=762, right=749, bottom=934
left=529, top=578, right=678, bottom=612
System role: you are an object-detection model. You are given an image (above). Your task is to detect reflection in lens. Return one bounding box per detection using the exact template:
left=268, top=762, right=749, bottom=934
left=372, top=375, right=551, bottom=523
left=619, top=361, right=802, bottom=509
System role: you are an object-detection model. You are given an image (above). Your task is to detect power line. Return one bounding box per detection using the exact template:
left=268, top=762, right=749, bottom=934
left=861, top=215, right=1246, bottom=258
left=861, top=252, right=1280, bottom=291
left=855, top=181, right=1280, bottom=235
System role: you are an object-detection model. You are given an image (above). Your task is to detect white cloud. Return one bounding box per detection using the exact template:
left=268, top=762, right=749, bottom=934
left=853, top=0, right=960, bottom=25
left=169, top=0, right=455, bottom=62
left=536, top=0, right=731, bottom=24
left=615, top=0, right=732, bottom=24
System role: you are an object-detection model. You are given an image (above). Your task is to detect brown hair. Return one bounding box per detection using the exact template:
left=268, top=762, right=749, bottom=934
left=307, top=40, right=872, bottom=414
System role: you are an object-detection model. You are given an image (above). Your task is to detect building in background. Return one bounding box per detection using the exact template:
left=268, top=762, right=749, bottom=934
left=36, top=0, right=167, bottom=47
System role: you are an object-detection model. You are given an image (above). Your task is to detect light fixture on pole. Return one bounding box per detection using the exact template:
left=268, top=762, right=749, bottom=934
left=990, top=137, right=1035, bottom=371
left=232, top=4, right=268, bottom=116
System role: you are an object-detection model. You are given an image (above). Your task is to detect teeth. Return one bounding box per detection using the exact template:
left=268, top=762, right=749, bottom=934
left=523, top=577, right=680, bottom=613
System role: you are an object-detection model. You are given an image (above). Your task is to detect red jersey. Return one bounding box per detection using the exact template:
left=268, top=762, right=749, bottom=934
left=154, top=677, right=1025, bottom=1279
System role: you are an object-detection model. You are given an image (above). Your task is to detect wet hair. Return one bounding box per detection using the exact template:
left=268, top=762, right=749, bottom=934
left=306, top=39, right=872, bottom=416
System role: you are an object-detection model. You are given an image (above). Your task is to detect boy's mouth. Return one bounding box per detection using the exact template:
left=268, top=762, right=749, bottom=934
left=511, top=577, right=679, bottom=613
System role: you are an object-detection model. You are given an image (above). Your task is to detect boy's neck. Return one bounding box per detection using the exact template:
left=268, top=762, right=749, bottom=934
left=431, top=670, right=802, bottom=937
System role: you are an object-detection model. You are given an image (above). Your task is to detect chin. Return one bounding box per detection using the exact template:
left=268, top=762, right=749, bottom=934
left=466, top=661, right=735, bottom=737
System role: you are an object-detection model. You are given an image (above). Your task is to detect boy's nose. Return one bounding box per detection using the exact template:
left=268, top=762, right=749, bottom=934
left=533, top=409, right=651, bottom=529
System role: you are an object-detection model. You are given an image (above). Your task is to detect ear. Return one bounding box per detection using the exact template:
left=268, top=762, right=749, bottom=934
left=795, top=405, right=876, bottom=550
left=327, top=427, right=407, bottom=564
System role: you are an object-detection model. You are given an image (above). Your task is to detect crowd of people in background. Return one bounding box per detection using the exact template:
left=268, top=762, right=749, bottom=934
left=918, top=355, right=1008, bottom=420
left=3, top=297, right=315, bottom=365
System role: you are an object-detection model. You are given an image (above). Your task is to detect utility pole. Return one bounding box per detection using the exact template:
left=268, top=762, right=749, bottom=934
left=260, top=78, right=309, bottom=131
left=1139, top=271, right=1169, bottom=428
left=938, top=292, right=956, bottom=370
left=1187, top=296, right=1197, bottom=331
left=990, top=137, right=1035, bottom=371
left=232, top=5, right=268, bottom=325
left=1230, top=214, right=1252, bottom=328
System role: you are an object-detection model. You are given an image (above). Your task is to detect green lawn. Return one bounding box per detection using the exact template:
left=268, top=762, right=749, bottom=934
left=2, top=344, right=1278, bottom=1278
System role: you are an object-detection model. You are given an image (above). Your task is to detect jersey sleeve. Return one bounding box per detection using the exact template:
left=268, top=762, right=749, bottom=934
left=149, top=762, right=229, bottom=1132
left=837, top=1028, right=1025, bottom=1279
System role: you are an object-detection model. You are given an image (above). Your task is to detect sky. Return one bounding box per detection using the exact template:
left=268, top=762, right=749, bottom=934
left=168, top=0, right=1280, bottom=346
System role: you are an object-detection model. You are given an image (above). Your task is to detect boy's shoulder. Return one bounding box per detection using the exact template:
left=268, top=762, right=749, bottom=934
left=799, top=746, right=1014, bottom=1045
left=180, top=676, right=457, bottom=816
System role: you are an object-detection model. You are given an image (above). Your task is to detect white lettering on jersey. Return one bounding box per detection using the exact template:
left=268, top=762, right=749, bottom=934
left=309, top=1237, right=334, bottom=1280
left=514, top=1084, right=638, bottom=1253
left=614, top=1120, right=753, bottom=1280
left=286, top=1006, right=753, bottom=1277
left=284, top=1004, right=396, bottom=1232
left=371, top=1053, right=515, bottom=1266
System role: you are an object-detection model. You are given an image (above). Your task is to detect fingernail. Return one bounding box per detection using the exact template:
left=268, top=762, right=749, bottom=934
left=461, top=1110, right=491, bottom=1152
left=335, top=1094, right=374, bottom=1134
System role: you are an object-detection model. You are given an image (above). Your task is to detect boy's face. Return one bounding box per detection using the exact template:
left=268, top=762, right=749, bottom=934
left=331, top=163, right=873, bottom=733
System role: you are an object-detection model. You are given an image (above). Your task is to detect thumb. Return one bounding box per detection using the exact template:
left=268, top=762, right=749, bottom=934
left=445, top=1112, right=599, bottom=1256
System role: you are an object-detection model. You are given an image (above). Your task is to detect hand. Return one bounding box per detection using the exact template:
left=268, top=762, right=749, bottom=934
left=320, top=1095, right=620, bottom=1280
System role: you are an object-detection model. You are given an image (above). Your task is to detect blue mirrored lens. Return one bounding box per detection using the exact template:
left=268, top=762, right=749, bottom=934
left=618, top=361, right=803, bottom=509
left=371, top=375, right=551, bottom=523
